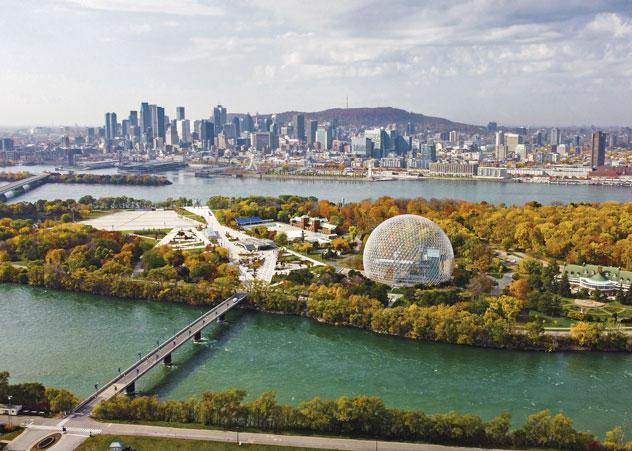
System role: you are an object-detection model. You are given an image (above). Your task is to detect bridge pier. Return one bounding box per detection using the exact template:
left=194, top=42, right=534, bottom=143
left=125, top=382, right=135, bottom=396
left=163, top=353, right=172, bottom=366
left=193, top=331, right=202, bottom=342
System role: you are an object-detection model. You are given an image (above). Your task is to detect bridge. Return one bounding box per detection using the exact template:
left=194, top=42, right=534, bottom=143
left=73, top=292, right=248, bottom=415
left=0, top=173, right=50, bottom=201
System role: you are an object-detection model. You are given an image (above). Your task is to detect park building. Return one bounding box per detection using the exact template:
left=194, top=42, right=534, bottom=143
left=563, top=264, right=632, bottom=295
left=290, top=215, right=338, bottom=235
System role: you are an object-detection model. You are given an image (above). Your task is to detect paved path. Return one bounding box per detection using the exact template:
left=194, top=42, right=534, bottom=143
left=5, top=416, right=506, bottom=451
left=73, top=293, right=247, bottom=415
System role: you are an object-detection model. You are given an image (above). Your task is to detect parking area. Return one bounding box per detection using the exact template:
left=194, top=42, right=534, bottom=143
left=81, top=209, right=201, bottom=231
left=245, top=221, right=335, bottom=244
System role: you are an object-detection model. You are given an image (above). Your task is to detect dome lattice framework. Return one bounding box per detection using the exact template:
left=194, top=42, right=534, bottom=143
left=362, top=214, right=454, bottom=287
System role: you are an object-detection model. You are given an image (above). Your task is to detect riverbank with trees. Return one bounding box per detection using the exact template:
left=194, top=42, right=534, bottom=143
left=92, top=389, right=630, bottom=450
left=0, top=171, right=171, bottom=186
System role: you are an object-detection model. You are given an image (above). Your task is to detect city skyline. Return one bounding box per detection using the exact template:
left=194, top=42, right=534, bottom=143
left=1, top=0, right=631, bottom=127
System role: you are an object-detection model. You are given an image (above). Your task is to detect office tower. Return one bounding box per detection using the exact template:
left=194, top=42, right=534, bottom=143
left=504, top=133, right=522, bottom=155
left=129, top=110, right=138, bottom=127
left=549, top=127, right=560, bottom=146
left=487, top=122, right=497, bottom=133
left=176, top=107, right=185, bottom=121
left=87, top=128, right=96, bottom=143
left=121, top=119, right=130, bottom=138
left=591, top=131, right=606, bottom=168
left=140, top=102, right=151, bottom=134
left=495, top=130, right=506, bottom=161
left=419, top=144, right=437, bottom=162
left=295, top=114, right=306, bottom=142
left=104, top=112, right=117, bottom=141
left=233, top=116, right=240, bottom=137
left=1, top=138, right=14, bottom=151
left=149, top=105, right=165, bottom=139
left=200, top=120, right=215, bottom=150
left=243, top=113, right=254, bottom=133
left=315, top=124, right=333, bottom=150
left=407, top=121, right=415, bottom=135
left=166, top=124, right=179, bottom=146
left=365, top=128, right=389, bottom=158
left=449, top=130, right=459, bottom=144
left=177, top=119, right=191, bottom=144
left=213, top=105, right=227, bottom=132
left=307, top=120, right=318, bottom=145
left=351, top=136, right=373, bottom=157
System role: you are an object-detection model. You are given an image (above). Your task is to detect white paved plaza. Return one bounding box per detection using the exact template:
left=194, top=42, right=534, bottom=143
left=82, top=209, right=201, bottom=231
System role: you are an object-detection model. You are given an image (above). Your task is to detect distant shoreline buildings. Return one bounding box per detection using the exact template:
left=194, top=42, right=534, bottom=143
left=0, top=104, right=631, bottom=185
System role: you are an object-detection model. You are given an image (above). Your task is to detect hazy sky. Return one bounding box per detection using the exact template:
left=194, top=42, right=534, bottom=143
left=1, top=0, right=631, bottom=127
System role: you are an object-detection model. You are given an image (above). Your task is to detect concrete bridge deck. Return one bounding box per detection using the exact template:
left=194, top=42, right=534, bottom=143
left=0, top=174, right=49, bottom=197
left=73, top=292, right=247, bottom=415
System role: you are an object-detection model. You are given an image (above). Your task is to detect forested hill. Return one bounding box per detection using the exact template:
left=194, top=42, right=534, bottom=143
left=269, top=107, right=483, bottom=132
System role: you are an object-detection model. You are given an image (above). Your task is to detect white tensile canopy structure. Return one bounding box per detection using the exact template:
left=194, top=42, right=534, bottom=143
left=363, top=214, right=454, bottom=287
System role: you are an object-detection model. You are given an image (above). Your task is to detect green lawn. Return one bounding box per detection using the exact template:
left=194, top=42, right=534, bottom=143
left=176, top=208, right=207, bottom=225
left=0, top=427, right=24, bottom=441
left=76, top=434, right=327, bottom=451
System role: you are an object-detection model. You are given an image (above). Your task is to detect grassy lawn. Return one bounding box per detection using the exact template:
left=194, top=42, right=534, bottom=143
left=82, top=209, right=122, bottom=219
left=76, top=434, right=326, bottom=451
left=0, top=427, right=24, bottom=441
left=176, top=208, right=207, bottom=225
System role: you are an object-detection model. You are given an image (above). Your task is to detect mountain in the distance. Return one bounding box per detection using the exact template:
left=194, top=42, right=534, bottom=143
left=267, top=107, right=483, bottom=131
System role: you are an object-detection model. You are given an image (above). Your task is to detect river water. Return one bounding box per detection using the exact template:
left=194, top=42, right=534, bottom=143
left=1, top=284, right=630, bottom=436
left=4, top=165, right=631, bottom=205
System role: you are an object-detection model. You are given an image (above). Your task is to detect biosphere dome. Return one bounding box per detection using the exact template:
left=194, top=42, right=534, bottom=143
left=362, top=214, right=454, bottom=287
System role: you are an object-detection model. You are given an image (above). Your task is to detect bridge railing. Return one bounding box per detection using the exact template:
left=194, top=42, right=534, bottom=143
left=73, top=292, right=246, bottom=414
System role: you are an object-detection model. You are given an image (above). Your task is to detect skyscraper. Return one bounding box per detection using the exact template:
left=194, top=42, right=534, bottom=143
left=104, top=112, right=117, bottom=141
left=177, top=119, right=191, bottom=144
left=213, top=105, right=227, bottom=132
left=243, top=113, right=254, bottom=133
left=129, top=110, right=138, bottom=127
left=549, top=127, right=560, bottom=146
left=176, top=107, right=185, bottom=121
left=140, top=102, right=151, bottom=134
left=295, top=114, right=306, bottom=142
left=233, top=116, right=240, bottom=137
left=307, top=120, right=318, bottom=145
left=495, top=130, right=506, bottom=161
left=200, top=120, right=215, bottom=150
left=591, top=131, right=606, bottom=168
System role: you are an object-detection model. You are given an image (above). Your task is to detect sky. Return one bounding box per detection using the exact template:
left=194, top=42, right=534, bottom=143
left=0, top=0, right=631, bottom=127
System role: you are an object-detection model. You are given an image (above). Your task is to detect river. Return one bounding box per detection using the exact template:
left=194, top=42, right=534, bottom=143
left=1, top=284, right=630, bottom=436
left=3, top=165, right=631, bottom=204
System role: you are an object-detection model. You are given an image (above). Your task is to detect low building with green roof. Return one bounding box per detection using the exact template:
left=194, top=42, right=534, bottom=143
left=563, top=263, right=632, bottom=294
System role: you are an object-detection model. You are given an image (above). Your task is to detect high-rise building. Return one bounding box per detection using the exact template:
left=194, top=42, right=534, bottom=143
left=129, top=110, right=138, bottom=127
left=176, top=107, right=185, bottom=121
left=365, top=128, right=389, bottom=158
left=243, top=113, right=254, bottom=133
left=121, top=119, right=130, bottom=138
left=307, top=120, right=318, bottom=145
left=549, top=127, right=560, bottom=146
left=140, top=102, right=151, bottom=134
left=104, top=112, right=117, bottom=141
left=233, top=116, right=240, bottom=138
left=148, top=105, right=165, bottom=139
left=504, top=133, right=522, bottom=155
left=495, top=130, right=506, bottom=161
left=213, top=105, right=227, bottom=132
left=449, top=130, right=459, bottom=145
left=295, top=114, right=306, bottom=142
left=200, top=120, right=215, bottom=150
left=407, top=121, right=415, bottom=135
left=419, top=144, right=437, bottom=162
left=591, top=131, right=606, bottom=168
left=487, top=122, right=497, bottom=133
left=177, top=119, right=191, bottom=144
left=316, top=124, right=333, bottom=150
left=351, top=136, right=373, bottom=157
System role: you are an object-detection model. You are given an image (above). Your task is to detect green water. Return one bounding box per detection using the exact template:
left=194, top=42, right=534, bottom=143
left=1, top=284, right=630, bottom=436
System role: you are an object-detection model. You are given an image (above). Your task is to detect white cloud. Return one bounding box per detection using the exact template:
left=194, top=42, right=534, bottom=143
left=60, top=0, right=223, bottom=16
left=130, top=23, right=152, bottom=34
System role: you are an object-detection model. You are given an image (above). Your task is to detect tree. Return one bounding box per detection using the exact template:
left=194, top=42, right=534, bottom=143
left=558, top=272, right=572, bottom=297
left=603, top=426, right=625, bottom=450
left=467, top=273, right=494, bottom=298
left=570, top=321, right=604, bottom=348
left=45, top=387, right=78, bottom=413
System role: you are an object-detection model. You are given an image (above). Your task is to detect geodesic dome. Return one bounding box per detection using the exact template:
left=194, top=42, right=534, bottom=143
left=362, top=214, right=454, bottom=287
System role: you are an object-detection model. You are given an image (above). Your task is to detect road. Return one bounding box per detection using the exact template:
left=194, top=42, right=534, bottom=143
left=4, top=415, right=506, bottom=451
left=185, top=206, right=278, bottom=282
